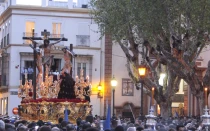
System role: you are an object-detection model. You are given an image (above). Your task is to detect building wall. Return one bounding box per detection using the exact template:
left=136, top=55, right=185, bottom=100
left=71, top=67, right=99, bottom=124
left=9, top=11, right=100, bottom=48
left=112, top=44, right=143, bottom=110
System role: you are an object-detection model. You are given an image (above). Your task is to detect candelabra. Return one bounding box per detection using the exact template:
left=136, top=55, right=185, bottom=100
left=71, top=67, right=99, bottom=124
left=18, top=66, right=60, bottom=100
left=75, top=69, right=91, bottom=101
left=201, top=106, right=210, bottom=130
left=18, top=78, right=33, bottom=100
left=145, top=106, right=157, bottom=130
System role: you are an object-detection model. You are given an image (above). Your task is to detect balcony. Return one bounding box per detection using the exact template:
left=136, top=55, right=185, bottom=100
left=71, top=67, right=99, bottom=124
left=50, top=34, right=64, bottom=38
left=48, top=1, right=68, bottom=8
left=49, top=34, right=65, bottom=46
left=23, top=32, right=38, bottom=44
left=23, top=32, right=38, bottom=37
left=76, top=35, right=90, bottom=47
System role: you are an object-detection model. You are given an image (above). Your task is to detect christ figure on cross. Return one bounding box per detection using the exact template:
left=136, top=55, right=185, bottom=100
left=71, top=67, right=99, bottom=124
left=61, top=47, right=76, bottom=75
left=29, top=38, right=63, bottom=75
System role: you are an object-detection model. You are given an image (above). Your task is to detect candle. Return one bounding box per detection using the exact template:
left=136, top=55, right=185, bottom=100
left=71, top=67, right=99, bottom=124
left=57, top=74, right=60, bottom=80
left=152, top=87, right=154, bottom=105
left=205, top=87, right=208, bottom=106
left=25, top=73, right=27, bottom=79
left=76, top=76, right=79, bottom=82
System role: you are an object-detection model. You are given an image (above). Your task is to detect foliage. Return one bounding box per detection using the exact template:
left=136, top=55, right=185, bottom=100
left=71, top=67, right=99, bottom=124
left=90, top=0, right=210, bottom=117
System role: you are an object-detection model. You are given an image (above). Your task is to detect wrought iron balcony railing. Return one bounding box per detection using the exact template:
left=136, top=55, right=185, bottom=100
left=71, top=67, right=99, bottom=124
left=48, top=1, right=68, bottom=8
left=23, top=32, right=38, bottom=37
left=50, top=34, right=64, bottom=38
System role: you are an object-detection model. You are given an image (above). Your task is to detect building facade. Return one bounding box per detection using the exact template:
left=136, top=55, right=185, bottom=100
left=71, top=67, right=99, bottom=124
left=0, top=0, right=106, bottom=117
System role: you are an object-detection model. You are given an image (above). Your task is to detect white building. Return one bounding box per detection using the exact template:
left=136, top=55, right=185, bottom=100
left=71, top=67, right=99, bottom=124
left=0, top=0, right=105, bottom=117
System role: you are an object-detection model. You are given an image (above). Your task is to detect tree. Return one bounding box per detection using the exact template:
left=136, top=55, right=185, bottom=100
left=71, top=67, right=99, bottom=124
left=90, top=0, right=210, bottom=118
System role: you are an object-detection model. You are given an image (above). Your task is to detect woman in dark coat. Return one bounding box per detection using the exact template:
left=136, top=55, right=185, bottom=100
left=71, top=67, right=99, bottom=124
left=58, top=72, right=76, bottom=99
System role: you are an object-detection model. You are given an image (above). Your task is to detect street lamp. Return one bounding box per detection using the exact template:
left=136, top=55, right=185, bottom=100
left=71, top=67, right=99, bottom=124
left=138, top=62, right=147, bottom=119
left=111, top=75, right=117, bottom=118
left=97, top=82, right=103, bottom=98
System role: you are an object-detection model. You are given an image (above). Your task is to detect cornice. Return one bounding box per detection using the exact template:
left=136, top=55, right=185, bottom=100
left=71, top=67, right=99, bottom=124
left=0, top=5, right=91, bottom=25
left=11, top=5, right=90, bottom=14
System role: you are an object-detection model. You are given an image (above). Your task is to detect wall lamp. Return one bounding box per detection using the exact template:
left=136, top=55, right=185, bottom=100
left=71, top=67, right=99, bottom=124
left=98, top=82, right=103, bottom=98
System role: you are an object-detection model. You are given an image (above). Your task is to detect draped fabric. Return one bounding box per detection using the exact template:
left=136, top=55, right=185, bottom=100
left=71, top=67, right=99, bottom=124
left=58, top=73, right=76, bottom=99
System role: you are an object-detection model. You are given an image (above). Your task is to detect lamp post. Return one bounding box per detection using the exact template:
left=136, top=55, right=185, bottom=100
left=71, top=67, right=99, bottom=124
left=205, top=87, right=208, bottom=107
left=97, top=82, right=103, bottom=117
left=111, top=75, right=117, bottom=118
left=138, top=62, right=147, bottom=119
left=98, top=82, right=103, bottom=98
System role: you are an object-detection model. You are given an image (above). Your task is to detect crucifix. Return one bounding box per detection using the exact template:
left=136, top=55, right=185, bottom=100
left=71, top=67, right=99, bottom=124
left=22, top=29, right=68, bottom=100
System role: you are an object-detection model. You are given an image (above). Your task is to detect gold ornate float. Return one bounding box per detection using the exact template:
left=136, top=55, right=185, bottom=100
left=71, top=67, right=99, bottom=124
left=18, top=68, right=92, bottom=124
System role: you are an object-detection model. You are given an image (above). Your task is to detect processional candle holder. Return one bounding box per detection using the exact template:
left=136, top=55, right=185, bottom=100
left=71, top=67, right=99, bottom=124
left=145, top=106, right=157, bottom=130
left=18, top=78, right=33, bottom=100
left=201, top=105, right=210, bottom=130
left=18, top=66, right=61, bottom=100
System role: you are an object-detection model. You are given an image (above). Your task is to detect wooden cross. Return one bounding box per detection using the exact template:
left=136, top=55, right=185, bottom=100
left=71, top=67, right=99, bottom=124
left=41, top=29, right=50, bottom=38
left=22, top=29, right=68, bottom=100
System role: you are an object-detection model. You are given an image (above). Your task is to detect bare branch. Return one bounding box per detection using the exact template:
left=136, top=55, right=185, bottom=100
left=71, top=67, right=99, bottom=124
left=117, top=40, right=133, bottom=62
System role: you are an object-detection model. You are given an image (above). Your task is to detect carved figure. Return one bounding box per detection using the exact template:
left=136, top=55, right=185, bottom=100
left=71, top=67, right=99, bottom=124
left=29, top=44, right=43, bottom=83
left=29, top=38, right=62, bottom=75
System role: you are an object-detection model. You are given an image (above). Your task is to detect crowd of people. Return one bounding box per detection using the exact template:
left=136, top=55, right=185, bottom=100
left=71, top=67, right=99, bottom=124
left=0, top=115, right=208, bottom=131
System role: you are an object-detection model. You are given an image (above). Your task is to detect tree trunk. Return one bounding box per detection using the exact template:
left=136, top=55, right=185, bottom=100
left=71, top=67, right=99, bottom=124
left=197, top=94, right=204, bottom=116
left=160, top=99, right=172, bottom=119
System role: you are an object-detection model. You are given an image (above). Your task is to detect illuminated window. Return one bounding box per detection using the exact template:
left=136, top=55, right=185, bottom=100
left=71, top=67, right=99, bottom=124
left=25, top=21, right=35, bottom=44
left=52, top=23, right=61, bottom=38
left=77, top=63, right=87, bottom=79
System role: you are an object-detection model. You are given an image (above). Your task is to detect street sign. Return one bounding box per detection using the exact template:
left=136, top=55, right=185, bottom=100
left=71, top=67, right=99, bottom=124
left=12, top=107, right=18, bottom=115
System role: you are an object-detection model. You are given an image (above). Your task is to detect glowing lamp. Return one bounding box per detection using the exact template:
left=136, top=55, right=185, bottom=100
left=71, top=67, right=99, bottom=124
left=111, top=76, right=117, bottom=89
left=138, top=63, right=147, bottom=77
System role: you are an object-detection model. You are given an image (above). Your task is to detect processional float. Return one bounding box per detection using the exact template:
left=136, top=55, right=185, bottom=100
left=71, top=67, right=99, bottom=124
left=17, top=29, right=92, bottom=123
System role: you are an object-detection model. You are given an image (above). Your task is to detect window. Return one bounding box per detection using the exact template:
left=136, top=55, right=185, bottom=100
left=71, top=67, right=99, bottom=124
left=76, top=22, right=90, bottom=46
left=7, top=23, right=10, bottom=45
left=21, top=61, right=34, bottom=84
left=1, top=55, right=9, bottom=86
left=75, top=56, right=92, bottom=81
left=50, top=59, right=61, bottom=72
left=25, top=21, right=35, bottom=44
left=77, top=63, right=86, bottom=78
left=1, top=29, right=4, bottom=48
left=1, top=97, right=8, bottom=115
left=52, top=23, right=61, bottom=38
left=5, top=25, right=8, bottom=46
